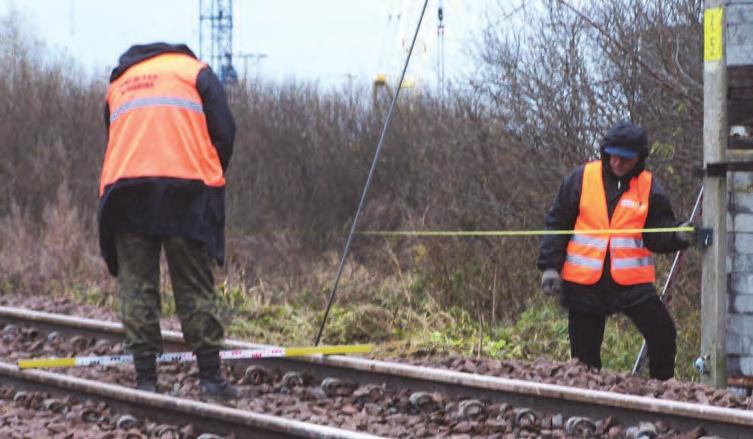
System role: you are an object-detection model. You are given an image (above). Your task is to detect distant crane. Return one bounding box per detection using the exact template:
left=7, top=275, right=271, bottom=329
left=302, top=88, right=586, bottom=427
left=198, top=0, right=238, bottom=84
left=373, top=0, right=440, bottom=102
left=436, top=0, right=445, bottom=98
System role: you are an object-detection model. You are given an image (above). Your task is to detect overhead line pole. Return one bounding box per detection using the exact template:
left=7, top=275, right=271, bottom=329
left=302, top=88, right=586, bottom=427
left=314, top=0, right=430, bottom=346
left=700, top=0, right=728, bottom=388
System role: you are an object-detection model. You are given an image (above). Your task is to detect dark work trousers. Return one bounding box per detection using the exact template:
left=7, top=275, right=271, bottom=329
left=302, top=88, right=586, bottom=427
left=114, top=232, right=225, bottom=357
left=568, top=295, right=677, bottom=380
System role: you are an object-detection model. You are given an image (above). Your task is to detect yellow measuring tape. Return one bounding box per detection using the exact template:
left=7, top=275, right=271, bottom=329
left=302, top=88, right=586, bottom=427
left=360, top=226, right=693, bottom=237
left=17, top=344, right=373, bottom=370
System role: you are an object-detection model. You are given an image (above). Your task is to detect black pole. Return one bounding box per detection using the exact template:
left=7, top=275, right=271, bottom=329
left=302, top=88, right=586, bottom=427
left=314, top=0, right=430, bottom=346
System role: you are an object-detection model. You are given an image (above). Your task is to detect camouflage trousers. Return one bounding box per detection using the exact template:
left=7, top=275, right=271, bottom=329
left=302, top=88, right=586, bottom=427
left=114, top=232, right=225, bottom=357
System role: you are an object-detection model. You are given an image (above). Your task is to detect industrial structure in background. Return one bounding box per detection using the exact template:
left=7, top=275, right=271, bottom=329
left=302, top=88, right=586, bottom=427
left=199, top=0, right=238, bottom=84
left=436, top=0, right=445, bottom=98
left=373, top=0, right=445, bottom=104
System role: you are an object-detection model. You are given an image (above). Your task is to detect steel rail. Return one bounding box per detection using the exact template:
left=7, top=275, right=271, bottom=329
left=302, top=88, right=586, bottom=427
left=0, top=361, right=381, bottom=438
left=2, top=306, right=753, bottom=437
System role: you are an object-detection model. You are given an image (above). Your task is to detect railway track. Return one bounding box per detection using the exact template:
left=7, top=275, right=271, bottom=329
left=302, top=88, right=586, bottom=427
left=2, top=305, right=753, bottom=437
left=0, top=361, right=378, bottom=438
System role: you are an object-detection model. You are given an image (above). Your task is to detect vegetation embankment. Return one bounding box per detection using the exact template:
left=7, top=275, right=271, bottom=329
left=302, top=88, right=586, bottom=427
left=0, top=1, right=704, bottom=380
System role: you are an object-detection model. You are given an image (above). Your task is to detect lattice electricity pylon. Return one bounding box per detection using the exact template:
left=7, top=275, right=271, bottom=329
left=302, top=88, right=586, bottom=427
left=198, top=0, right=238, bottom=84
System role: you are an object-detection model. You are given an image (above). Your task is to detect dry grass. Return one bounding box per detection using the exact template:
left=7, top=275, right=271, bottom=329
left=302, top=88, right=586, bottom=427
left=0, top=184, right=111, bottom=297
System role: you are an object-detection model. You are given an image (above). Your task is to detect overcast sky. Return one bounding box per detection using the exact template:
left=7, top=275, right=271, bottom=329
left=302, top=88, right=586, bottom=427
left=1, top=0, right=501, bottom=89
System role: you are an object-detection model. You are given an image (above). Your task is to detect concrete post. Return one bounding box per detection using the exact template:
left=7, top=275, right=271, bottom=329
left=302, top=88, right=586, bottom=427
left=701, top=0, right=728, bottom=388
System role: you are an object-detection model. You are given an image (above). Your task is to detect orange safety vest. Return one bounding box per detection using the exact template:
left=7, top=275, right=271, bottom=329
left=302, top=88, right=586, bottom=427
left=561, top=161, right=655, bottom=286
left=99, top=53, right=224, bottom=196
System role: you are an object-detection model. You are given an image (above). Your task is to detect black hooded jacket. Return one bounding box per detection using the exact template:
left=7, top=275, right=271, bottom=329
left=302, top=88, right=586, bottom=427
left=536, top=145, right=690, bottom=314
left=98, top=43, right=236, bottom=276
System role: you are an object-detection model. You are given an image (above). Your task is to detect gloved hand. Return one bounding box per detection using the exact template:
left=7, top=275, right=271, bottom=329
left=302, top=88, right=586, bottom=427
left=541, top=269, right=562, bottom=296
left=675, top=220, right=696, bottom=246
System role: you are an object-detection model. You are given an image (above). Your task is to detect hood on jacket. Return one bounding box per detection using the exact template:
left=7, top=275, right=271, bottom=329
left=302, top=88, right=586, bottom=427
left=109, top=42, right=198, bottom=82
left=600, top=121, right=649, bottom=179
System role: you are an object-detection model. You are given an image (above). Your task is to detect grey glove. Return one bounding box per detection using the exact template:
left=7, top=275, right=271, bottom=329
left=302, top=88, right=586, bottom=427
left=675, top=220, right=696, bottom=246
left=541, top=269, right=562, bottom=296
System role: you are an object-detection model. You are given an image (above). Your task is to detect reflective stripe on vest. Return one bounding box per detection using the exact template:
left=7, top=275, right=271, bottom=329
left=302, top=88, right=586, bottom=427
left=612, top=256, right=653, bottom=269
left=569, top=234, right=608, bottom=250
left=109, top=96, right=204, bottom=123
left=610, top=237, right=644, bottom=248
left=565, top=253, right=603, bottom=270
left=99, top=53, right=224, bottom=196
left=560, top=161, right=656, bottom=286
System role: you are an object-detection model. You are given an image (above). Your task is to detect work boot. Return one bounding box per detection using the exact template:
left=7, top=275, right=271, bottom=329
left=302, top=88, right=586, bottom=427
left=134, top=354, right=157, bottom=392
left=196, top=350, right=240, bottom=399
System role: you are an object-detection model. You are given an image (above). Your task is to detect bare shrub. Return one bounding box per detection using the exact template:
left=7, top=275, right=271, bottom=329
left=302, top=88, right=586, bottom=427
left=0, top=203, right=38, bottom=292
left=0, top=185, right=108, bottom=296
left=0, top=13, right=104, bottom=221
left=38, top=184, right=109, bottom=292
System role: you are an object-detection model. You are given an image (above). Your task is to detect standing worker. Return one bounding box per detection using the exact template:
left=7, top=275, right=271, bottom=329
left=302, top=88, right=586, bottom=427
left=537, top=121, right=695, bottom=380
left=98, top=42, right=238, bottom=398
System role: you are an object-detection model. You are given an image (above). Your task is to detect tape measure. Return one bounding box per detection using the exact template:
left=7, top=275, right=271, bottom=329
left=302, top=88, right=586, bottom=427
left=360, top=226, right=693, bottom=237
left=17, top=344, right=373, bottom=369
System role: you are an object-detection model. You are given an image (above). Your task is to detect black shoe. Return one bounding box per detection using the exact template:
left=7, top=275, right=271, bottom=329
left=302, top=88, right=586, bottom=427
left=200, top=378, right=240, bottom=399
left=136, top=379, right=157, bottom=392
left=134, top=354, right=157, bottom=393
left=196, top=350, right=239, bottom=399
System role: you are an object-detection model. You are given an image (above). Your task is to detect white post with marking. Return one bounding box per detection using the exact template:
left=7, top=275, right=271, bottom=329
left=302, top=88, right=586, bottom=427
left=701, top=0, right=728, bottom=388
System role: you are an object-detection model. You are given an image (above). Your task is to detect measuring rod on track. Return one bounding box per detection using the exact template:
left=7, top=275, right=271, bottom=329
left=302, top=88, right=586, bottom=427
left=18, top=344, right=373, bottom=369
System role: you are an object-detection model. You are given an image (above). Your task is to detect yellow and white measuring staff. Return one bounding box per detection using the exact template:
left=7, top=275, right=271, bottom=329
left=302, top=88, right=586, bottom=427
left=17, top=344, right=373, bottom=370
left=360, top=226, right=694, bottom=237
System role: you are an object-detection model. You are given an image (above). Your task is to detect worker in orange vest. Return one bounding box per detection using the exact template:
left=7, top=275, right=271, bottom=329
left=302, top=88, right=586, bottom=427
left=98, top=43, right=238, bottom=398
left=537, top=121, right=694, bottom=380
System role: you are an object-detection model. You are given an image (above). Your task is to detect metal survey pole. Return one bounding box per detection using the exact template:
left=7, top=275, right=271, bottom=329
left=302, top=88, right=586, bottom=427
left=700, top=0, right=728, bottom=388
left=632, top=187, right=704, bottom=375
left=313, top=0, right=430, bottom=346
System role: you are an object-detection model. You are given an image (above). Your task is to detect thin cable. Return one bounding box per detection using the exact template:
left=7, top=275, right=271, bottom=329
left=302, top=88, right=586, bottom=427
left=314, top=0, right=430, bottom=346
left=360, top=226, right=694, bottom=237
